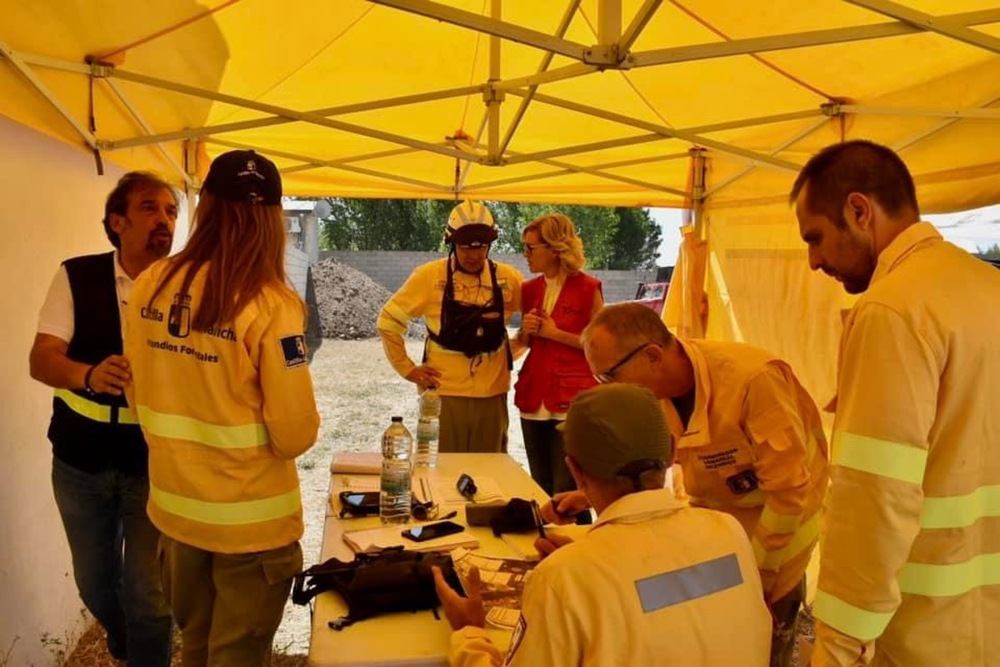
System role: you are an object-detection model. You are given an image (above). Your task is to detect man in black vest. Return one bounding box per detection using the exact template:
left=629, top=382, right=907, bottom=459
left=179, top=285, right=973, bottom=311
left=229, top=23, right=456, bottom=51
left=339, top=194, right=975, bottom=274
left=29, top=172, right=177, bottom=666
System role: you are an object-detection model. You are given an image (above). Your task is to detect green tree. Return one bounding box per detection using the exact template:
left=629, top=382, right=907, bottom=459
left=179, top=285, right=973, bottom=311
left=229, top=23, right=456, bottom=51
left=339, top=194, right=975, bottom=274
left=319, top=198, right=440, bottom=251
left=314, top=197, right=662, bottom=269
left=977, top=243, right=1000, bottom=259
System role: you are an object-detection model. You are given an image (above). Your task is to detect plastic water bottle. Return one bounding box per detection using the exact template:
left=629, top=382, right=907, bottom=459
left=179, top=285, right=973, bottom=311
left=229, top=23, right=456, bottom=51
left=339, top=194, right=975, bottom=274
left=380, top=416, right=413, bottom=525
left=415, top=388, right=441, bottom=468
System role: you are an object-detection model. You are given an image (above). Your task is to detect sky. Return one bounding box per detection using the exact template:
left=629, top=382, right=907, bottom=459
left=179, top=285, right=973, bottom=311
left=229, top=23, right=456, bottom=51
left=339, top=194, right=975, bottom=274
left=648, top=203, right=1000, bottom=267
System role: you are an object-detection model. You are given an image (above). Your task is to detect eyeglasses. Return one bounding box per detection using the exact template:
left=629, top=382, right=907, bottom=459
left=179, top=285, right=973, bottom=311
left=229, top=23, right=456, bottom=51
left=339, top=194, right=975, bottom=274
left=594, top=343, right=651, bottom=384
left=522, top=242, right=550, bottom=254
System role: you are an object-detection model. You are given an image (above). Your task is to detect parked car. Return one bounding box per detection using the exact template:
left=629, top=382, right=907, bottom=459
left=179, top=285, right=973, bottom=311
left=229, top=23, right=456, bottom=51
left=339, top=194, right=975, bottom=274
left=630, top=281, right=669, bottom=316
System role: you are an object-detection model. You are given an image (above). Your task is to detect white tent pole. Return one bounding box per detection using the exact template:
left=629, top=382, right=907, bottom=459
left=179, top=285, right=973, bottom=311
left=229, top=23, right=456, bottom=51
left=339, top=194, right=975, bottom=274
left=283, top=145, right=443, bottom=174
left=367, top=0, right=588, bottom=60
left=893, top=94, right=1000, bottom=153
left=598, top=0, right=622, bottom=44
left=844, top=0, right=1000, bottom=54
left=465, top=152, right=689, bottom=192
left=108, top=85, right=483, bottom=149
left=505, top=149, right=689, bottom=197
left=103, top=78, right=193, bottom=186
left=499, top=0, right=582, bottom=156
left=619, top=0, right=662, bottom=53
left=456, top=112, right=490, bottom=194
left=631, top=8, right=1000, bottom=68
left=204, top=138, right=451, bottom=193
left=515, top=90, right=801, bottom=171
left=0, top=41, right=98, bottom=149
left=97, top=68, right=486, bottom=164
left=487, top=0, right=502, bottom=162
left=839, top=104, right=1000, bottom=120
left=504, top=134, right=670, bottom=165
left=703, top=116, right=830, bottom=199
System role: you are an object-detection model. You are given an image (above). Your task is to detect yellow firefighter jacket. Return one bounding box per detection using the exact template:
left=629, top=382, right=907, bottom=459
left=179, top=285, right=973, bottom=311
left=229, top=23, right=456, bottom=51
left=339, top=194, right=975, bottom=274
left=813, top=222, right=1000, bottom=666
left=125, top=261, right=320, bottom=554
left=377, top=257, right=522, bottom=398
left=448, top=489, right=771, bottom=667
left=665, top=338, right=829, bottom=603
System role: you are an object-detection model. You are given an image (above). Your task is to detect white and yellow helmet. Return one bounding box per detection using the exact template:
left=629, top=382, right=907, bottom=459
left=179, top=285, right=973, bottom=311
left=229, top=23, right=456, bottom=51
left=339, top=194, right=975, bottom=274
left=445, top=200, right=498, bottom=247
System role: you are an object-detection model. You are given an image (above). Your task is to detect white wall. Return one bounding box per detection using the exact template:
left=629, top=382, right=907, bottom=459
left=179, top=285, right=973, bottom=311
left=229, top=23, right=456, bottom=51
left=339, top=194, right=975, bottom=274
left=0, top=116, right=190, bottom=665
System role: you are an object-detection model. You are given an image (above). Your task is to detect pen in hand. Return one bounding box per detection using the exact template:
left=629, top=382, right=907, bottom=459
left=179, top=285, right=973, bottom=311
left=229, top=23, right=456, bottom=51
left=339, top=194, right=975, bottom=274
left=531, top=500, right=546, bottom=540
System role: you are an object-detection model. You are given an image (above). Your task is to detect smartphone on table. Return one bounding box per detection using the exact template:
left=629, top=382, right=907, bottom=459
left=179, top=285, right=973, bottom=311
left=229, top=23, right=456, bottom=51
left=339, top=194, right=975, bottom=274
left=401, top=520, right=465, bottom=542
left=338, top=490, right=380, bottom=518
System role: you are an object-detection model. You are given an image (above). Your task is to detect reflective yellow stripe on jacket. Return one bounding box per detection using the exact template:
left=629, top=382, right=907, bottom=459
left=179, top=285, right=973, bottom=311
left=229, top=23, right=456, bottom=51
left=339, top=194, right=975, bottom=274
left=149, top=484, right=301, bottom=526
left=54, top=388, right=138, bottom=425
left=136, top=405, right=268, bottom=449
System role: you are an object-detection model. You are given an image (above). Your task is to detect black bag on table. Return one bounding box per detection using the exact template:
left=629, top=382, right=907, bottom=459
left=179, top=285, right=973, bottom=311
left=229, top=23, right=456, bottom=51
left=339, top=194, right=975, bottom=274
left=291, top=547, right=464, bottom=630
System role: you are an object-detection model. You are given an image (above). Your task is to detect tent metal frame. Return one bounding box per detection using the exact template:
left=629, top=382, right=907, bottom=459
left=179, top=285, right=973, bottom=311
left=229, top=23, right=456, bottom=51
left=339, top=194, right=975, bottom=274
left=2, top=1, right=1000, bottom=203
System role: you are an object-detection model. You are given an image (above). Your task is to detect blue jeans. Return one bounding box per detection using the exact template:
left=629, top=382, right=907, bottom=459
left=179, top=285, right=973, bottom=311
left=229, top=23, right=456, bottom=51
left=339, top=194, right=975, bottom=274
left=51, top=456, right=172, bottom=667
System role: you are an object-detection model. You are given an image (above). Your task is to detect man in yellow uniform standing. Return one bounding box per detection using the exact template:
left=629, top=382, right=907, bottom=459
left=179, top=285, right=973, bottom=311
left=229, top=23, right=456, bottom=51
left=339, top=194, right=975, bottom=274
left=792, top=140, right=1000, bottom=666
left=377, top=201, right=522, bottom=452
left=543, top=303, right=829, bottom=667
left=434, top=383, right=772, bottom=666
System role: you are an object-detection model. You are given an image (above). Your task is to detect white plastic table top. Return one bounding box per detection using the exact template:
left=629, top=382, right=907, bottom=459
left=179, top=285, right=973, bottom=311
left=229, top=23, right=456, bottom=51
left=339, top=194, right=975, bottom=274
left=307, top=453, right=549, bottom=667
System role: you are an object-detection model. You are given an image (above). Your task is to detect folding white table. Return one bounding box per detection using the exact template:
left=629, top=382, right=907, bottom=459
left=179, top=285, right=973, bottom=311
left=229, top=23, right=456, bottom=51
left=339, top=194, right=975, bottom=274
left=307, top=453, right=548, bottom=667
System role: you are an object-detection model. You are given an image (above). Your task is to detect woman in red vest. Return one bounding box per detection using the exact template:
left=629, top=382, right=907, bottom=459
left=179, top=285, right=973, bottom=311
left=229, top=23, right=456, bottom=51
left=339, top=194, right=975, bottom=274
left=514, top=213, right=603, bottom=495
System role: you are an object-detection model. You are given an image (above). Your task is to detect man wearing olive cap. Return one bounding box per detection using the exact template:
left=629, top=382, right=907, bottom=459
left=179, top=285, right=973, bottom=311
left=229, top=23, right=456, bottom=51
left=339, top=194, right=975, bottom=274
left=433, top=383, right=771, bottom=666
left=377, top=200, right=522, bottom=453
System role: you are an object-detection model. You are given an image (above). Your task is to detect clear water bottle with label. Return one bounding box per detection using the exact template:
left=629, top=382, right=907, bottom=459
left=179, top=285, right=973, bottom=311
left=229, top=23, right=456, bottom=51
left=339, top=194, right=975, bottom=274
left=415, top=387, right=441, bottom=468
left=380, top=416, right=413, bottom=525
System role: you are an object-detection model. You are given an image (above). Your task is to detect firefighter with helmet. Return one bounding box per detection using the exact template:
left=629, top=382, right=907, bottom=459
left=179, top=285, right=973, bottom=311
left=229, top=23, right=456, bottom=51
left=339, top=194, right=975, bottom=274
left=377, top=201, right=523, bottom=452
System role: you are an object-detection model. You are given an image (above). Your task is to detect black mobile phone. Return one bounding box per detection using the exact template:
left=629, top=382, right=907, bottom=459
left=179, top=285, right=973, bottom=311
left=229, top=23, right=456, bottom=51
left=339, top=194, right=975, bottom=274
left=338, top=491, right=380, bottom=517
left=401, top=520, right=465, bottom=542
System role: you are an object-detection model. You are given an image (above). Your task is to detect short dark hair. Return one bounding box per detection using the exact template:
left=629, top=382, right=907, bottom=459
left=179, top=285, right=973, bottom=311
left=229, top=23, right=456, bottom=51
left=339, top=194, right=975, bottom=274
left=102, top=172, right=178, bottom=248
left=789, top=140, right=919, bottom=227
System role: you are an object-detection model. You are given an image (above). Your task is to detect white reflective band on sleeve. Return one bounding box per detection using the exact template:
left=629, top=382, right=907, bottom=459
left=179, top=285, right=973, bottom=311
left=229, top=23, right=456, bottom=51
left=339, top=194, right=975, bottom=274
left=833, top=431, right=927, bottom=484
left=634, top=553, right=743, bottom=613
left=921, top=485, right=1000, bottom=529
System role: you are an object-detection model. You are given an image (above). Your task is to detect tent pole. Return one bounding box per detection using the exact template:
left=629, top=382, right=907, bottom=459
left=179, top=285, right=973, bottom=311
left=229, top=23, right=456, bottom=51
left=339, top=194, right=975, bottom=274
left=487, top=0, right=502, bottom=163
left=498, top=0, right=582, bottom=156
left=0, top=40, right=98, bottom=150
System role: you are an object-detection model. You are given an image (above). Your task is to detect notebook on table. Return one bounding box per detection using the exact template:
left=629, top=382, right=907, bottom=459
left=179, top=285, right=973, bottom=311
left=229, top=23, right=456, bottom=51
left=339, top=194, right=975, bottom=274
left=342, top=524, right=479, bottom=554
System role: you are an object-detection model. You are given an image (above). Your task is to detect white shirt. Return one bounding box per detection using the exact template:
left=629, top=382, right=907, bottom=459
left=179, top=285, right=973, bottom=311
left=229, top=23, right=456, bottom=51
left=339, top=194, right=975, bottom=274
left=449, top=489, right=772, bottom=667
left=37, top=251, right=134, bottom=343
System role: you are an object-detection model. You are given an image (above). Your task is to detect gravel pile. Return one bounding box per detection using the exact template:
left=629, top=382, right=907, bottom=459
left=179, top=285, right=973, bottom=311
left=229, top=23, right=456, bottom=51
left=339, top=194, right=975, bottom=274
left=312, top=258, right=425, bottom=339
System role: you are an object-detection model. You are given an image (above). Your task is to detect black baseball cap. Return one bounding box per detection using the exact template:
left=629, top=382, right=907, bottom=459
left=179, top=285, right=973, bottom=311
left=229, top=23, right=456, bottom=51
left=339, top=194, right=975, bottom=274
left=201, top=150, right=282, bottom=205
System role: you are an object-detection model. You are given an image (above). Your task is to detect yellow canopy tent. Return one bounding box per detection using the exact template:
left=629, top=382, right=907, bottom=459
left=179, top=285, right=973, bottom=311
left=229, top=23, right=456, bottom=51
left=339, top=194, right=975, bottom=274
left=3, top=0, right=1000, bottom=404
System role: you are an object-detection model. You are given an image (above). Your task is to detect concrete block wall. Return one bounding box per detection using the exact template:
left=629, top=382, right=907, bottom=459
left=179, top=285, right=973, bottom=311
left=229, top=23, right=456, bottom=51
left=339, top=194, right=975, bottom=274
left=318, top=251, right=658, bottom=304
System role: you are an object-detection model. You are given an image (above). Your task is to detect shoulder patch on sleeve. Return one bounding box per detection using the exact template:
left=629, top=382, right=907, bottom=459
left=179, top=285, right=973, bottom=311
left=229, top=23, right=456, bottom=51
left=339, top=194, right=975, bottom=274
left=504, top=614, right=527, bottom=665
left=280, top=335, right=308, bottom=368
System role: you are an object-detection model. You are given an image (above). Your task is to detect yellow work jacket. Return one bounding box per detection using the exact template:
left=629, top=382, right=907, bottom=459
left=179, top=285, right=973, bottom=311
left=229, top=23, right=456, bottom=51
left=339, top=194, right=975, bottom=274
left=376, top=257, right=522, bottom=398
left=665, top=338, right=829, bottom=603
left=125, top=261, right=320, bottom=554
left=448, top=489, right=771, bottom=667
left=812, top=222, right=1000, bottom=666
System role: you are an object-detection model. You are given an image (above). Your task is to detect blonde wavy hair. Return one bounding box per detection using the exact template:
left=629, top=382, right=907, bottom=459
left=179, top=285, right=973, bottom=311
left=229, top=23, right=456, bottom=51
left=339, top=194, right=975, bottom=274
left=522, top=212, right=587, bottom=274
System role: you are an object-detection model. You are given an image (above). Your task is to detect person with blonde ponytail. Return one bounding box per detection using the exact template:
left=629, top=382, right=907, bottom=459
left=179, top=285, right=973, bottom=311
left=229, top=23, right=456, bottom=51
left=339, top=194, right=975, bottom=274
left=125, top=150, right=319, bottom=667
left=513, top=212, right=603, bottom=496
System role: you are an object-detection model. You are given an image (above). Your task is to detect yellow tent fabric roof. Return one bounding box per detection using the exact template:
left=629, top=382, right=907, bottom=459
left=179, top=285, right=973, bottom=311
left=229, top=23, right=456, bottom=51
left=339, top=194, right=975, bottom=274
left=3, top=0, right=999, bottom=209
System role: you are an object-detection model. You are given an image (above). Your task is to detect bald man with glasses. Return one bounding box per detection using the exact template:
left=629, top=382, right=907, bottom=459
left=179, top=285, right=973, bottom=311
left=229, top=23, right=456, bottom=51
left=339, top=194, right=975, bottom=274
left=541, top=302, right=829, bottom=667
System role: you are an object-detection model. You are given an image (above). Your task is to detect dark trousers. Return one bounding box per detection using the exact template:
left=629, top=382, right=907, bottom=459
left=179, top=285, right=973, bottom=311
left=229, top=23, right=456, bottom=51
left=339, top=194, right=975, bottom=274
left=770, top=575, right=806, bottom=667
left=520, top=418, right=574, bottom=496
left=51, top=456, right=172, bottom=667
